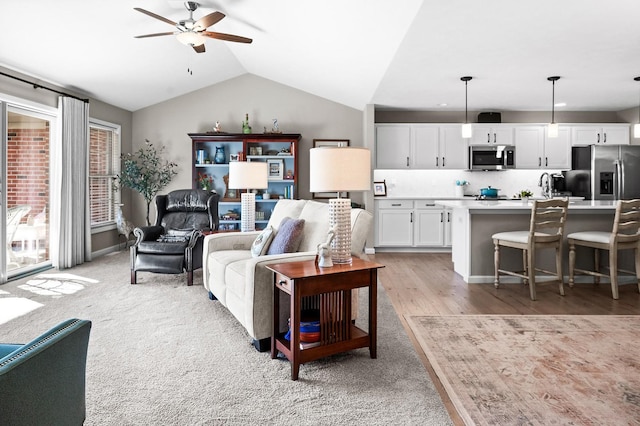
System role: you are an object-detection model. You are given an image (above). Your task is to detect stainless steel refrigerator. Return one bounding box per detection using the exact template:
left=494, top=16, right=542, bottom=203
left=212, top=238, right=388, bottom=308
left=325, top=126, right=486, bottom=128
left=565, top=145, right=640, bottom=200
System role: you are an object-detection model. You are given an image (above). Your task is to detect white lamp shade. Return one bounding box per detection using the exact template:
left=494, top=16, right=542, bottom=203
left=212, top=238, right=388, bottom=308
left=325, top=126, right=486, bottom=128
left=176, top=31, right=205, bottom=46
left=547, top=122, right=559, bottom=138
left=309, top=147, right=371, bottom=193
left=461, top=123, right=473, bottom=139
left=228, top=161, right=268, bottom=190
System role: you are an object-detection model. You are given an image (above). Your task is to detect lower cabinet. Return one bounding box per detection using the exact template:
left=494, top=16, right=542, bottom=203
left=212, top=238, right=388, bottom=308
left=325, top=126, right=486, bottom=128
left=375, top=199, right=451, bottom=248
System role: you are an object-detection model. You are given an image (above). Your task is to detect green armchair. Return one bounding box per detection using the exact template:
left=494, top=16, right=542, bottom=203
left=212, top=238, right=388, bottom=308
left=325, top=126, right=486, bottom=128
left=0, top=318, right=92, bottom=425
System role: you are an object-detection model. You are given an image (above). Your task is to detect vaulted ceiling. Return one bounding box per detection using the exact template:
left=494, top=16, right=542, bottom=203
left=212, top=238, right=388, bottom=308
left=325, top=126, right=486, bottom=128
left=1, top=0, right=639, bottom=113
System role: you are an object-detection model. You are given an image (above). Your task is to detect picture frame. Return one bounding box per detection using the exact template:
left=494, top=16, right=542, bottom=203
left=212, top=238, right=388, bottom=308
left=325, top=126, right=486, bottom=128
left=267, top=159, right=284, bottom=180
left=312, top=139, right=350, bottom=199
left=313, top=139, right=350, bottom=148
left=373, top=181, right=387, bottom=196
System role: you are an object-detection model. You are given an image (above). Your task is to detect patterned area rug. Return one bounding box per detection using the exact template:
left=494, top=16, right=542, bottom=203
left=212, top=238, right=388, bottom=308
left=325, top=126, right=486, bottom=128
left=406, top=315, right=640, bottom=425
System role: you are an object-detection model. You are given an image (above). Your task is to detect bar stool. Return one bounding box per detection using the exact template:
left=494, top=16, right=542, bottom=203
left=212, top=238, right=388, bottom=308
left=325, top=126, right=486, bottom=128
left=568, top=199, right=640, bottom=299
left=492, top=198, right=569, bottom=301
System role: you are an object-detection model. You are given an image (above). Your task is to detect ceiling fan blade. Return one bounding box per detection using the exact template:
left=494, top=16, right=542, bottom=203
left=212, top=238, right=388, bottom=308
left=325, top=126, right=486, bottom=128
left=133, top=8, right=177, bottom=26
left=202, top=31, right=252, bottom=44
left=134, top=32, right=175, bottom=39
left=192, top=44, right=206, bottom=54
left=195, top=12, right=225, bottom=30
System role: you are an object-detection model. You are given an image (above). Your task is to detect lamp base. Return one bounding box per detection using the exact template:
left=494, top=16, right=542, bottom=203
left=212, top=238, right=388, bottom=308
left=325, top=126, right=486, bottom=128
left=240, top=192, right=256, bottom=232
left=329, top=198, right=352, bottom=264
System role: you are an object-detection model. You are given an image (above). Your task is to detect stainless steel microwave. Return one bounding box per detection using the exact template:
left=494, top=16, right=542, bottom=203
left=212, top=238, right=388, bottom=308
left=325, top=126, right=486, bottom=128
left=469, top=145, right=516, bottom=170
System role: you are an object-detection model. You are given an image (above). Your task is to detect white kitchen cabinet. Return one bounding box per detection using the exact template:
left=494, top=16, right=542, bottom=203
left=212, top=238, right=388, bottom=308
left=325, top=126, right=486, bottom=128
left=439, top=126, right=469, bottom=169
left=444, top=208, right=453, bottom=246
left=376, top=124, right=468, bottom=169
left=469, top=125, right=515, bottom=146
left=375, top=200, right=414, bottom=246
left=514, top=125, right=570, bottom=169
left=571, top=124, right=630, bottom=146
left=375, top=199, right=451, bottom=248
left=375, top=125, right=411, bottom=168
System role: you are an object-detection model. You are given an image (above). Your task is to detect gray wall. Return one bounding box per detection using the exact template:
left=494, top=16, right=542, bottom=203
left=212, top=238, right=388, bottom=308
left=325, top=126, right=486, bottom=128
left=131, top=74, right=364, bottom=226
left=375, top=109, right=627, bottom=124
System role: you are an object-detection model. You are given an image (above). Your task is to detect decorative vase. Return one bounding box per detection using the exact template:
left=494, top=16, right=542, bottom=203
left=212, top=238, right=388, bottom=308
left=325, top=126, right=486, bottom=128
left=214, top=146, right=225, bottom=164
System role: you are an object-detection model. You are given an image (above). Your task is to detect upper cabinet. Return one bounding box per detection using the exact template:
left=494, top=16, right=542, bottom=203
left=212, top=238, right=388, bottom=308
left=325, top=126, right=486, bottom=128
left=375, top=124, right=468, bottom=169
left=469, top=125, right=515, bottom=146
left=571, top=124, right=630, bottom=146
left=514, top=125, right=571, bottom=169
left=375, top=125, right=412, bottom=168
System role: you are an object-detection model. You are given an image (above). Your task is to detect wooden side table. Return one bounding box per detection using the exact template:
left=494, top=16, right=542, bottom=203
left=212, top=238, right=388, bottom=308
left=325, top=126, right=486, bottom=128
left=267, top=258, right=384, bottom=380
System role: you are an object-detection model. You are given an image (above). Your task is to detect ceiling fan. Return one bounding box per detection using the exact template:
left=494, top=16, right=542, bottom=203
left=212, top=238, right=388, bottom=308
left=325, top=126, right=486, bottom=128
left=134, top=1, right=252, bottom=53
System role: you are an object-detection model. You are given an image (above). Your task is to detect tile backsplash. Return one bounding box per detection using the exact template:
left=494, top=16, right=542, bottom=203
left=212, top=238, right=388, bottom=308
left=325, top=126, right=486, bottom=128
left=372, top=169, right=564, bottom=199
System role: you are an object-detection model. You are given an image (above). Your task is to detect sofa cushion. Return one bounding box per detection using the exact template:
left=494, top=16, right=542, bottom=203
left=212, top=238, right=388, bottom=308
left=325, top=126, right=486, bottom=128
left=251, top=226, right=275, bottom=257
left=267, top=217, right=305, bottom=255
left=297, top=201, right=330, bottom=252
left=266, top=199, right=307, bottom=231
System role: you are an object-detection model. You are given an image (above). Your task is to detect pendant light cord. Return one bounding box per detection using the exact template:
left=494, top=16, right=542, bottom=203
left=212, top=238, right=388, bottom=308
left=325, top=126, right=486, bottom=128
left=551, top=79, right=555, bottom=124
left=635, top=76, right=640, bottom=123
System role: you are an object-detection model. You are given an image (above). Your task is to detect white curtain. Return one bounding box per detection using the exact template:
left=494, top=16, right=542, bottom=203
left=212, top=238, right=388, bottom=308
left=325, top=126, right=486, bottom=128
left=51, top=97, right=91, bottom=268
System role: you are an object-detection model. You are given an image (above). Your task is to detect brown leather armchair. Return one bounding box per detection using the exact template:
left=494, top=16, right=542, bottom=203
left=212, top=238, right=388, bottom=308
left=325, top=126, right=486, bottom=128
left=130, top=189, right=219, bottom=286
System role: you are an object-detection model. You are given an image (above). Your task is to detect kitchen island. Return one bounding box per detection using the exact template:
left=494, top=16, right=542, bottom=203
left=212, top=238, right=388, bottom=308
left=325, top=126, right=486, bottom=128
left=435, top=199, right=630, bottom=284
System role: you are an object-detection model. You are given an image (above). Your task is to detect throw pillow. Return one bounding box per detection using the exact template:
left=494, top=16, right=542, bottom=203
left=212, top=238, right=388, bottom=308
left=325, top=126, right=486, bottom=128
left=266, top=217, right=305, bottom=255
left=251, top=226, right=275, bottom=257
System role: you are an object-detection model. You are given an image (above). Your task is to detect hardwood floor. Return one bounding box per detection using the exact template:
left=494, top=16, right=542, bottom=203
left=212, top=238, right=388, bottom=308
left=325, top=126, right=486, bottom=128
left=370, top=252, right=640, bottom=425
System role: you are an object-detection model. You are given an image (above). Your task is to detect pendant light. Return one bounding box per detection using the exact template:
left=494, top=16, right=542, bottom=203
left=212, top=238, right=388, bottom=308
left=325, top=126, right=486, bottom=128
left=547, top=76, right=560, bottom=138
left=634, top=76, right=640, bottom=138
left=461, top=76, right=473, bottom=138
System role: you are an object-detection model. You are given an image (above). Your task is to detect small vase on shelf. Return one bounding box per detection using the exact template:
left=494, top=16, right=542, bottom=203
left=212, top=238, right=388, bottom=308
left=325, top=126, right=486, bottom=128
left=214, top=146, right=225, bottom=164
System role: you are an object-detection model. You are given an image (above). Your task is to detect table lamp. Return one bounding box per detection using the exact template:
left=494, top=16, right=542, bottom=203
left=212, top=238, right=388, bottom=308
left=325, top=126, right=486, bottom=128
left=228, top=161, right=268, bottom=232
left=309, top=147, right=371, bottom=264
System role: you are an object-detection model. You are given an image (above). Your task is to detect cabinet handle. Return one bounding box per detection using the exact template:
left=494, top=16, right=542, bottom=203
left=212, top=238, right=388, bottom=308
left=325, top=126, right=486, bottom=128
left=545, top=157, right=548, bottom=167
left=440, top=212, right=443, bottom=222
left=487, top=133, right=491, bottom=143
left=435, top=157, right=439, bottom=167
left=391, top=203, right=402, bottom=206
left=604, top=133, right=607, bottom=143
left=597, top=133, right=600, bottom=143
left=447, top=212, right=451, bottom=222
left=406, top=157, right=410, bottom=167
left=538, top=157, right=541, bottom=167
left=442, top=157, right=445, bottom=167
left=410, top=212, right=413, bottom=223
left=493, top=133, right=497, bottom=144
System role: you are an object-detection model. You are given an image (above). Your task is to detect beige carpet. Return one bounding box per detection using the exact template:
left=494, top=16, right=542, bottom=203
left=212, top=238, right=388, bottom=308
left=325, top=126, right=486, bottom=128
left=0, top=251, right=452, bottom=425
left=406, top=315, right=640, bottom=426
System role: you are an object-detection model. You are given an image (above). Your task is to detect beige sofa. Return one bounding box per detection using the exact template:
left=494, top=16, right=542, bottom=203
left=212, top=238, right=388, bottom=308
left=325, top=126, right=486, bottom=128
left=202, top=199, right=373, bottom=351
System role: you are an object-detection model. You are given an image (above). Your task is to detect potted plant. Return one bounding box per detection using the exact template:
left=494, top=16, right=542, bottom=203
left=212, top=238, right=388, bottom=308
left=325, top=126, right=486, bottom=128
left=116, top=140, right=178, bottom=225
left=197, top=172, right=213, bottom=191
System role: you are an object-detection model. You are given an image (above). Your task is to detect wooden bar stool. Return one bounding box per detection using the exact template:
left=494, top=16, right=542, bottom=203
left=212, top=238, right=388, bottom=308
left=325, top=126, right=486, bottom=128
left=492, top=198, right=569, bottom=301
left=568, top=199, right=640, bottom=299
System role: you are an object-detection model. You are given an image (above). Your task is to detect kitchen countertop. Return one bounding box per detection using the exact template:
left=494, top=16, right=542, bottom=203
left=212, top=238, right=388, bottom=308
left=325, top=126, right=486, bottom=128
left=435, top=199, right=617, bottom=211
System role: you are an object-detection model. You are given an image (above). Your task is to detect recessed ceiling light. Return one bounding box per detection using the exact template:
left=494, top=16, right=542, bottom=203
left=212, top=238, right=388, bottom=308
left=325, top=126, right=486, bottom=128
left=555, top=102, right=566, bottom=107
left=437, top=103, right=448, bottom=107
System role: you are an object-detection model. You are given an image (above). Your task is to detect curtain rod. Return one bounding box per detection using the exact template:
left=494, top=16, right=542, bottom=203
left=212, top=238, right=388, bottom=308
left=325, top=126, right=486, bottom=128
left=0, top=71, right=90, bottom=103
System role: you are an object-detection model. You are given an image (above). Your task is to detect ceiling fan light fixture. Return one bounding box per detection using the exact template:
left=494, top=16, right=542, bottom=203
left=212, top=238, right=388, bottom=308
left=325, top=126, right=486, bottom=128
left=547, top=76, right=560, bottom=138
left=461, top=76, right=472, bottom=139
left=177, top=31, right=205, bottom=46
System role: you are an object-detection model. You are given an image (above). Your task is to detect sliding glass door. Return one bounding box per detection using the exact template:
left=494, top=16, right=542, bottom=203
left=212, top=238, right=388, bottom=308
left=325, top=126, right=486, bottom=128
left=1, top=102, right=55, bottom=282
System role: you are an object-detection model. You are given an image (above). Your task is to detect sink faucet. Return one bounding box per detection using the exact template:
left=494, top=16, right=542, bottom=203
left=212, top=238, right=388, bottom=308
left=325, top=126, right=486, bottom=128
left=538, top=172, right=551, bottom=198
